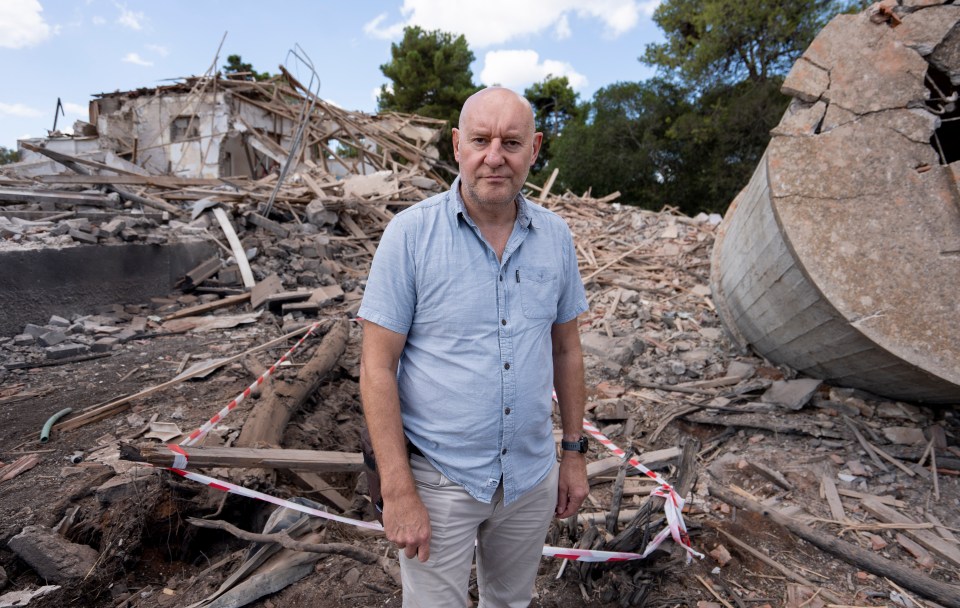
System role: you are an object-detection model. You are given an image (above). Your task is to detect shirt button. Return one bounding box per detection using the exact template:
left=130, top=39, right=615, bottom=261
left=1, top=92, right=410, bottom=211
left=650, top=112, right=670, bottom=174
left=499, top=275, right=503, bottom=281
left=501, top=319, right=507, bottom=325
left=501, top=448, right=507, bottom=455
left=505, top=407, right=511, bottom=415
left=504, top=362, right=510, bottom=370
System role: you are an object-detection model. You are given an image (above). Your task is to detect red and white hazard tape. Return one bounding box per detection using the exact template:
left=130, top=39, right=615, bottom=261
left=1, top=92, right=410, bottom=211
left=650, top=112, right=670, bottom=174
left=580, top=419, right=703, bottom=562
left=161, top=444, right=655, bottom=563
left=180, top=321, right=323, bottom=447
left=163, top=327, right=696, bottom=564
left=165, top=444, right=382, bottom=530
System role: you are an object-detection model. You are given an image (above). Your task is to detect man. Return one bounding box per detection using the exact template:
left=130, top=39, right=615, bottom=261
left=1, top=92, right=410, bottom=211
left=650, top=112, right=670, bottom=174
left=358, top=86, right=589, bottom=607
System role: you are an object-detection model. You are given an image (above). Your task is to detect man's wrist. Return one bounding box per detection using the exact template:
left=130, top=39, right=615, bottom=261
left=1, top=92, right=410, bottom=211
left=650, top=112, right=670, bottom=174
left=560, top=436, right=588, bottom=453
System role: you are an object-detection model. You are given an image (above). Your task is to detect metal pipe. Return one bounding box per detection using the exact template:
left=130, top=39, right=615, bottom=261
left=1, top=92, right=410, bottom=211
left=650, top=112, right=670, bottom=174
left=40, top=407, right=73, bottom=443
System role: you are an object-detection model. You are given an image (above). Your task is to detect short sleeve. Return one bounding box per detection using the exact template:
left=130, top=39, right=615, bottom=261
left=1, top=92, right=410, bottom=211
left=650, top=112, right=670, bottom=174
left=357, top=216, right=417, bottom=334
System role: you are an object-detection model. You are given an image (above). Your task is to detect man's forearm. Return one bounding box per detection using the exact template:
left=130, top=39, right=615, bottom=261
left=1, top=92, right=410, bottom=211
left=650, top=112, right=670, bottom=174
left=554, top=351, right=586, bottom=438
left=359, top=369, right=417, bottom=499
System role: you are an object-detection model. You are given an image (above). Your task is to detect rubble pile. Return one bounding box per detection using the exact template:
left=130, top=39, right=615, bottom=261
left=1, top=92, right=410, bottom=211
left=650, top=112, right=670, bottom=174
left=0, top=30, right=958, bottom=608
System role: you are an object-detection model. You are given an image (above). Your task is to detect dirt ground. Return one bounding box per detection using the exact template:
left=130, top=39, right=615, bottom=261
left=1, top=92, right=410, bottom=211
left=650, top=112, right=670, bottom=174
left=1, top=205, right=958, bottom=608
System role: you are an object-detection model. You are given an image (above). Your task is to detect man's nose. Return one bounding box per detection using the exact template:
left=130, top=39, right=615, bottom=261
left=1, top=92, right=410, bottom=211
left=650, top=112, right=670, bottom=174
left=484, top=140, right=505, bottom=166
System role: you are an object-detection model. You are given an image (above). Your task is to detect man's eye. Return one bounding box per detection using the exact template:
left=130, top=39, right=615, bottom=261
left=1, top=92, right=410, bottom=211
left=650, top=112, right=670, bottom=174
left=472, top=138, right=488, bottom=145
left=503, top=141, right=522, bottom=150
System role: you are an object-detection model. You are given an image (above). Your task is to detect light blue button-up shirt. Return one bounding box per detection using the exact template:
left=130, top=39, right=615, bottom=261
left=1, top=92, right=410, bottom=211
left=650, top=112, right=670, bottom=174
left=358, top=177, right=588, bottom=505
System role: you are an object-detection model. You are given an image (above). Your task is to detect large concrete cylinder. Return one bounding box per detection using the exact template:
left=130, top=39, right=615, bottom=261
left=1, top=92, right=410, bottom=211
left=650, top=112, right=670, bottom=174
left=711, top=3, right=960, bottom=404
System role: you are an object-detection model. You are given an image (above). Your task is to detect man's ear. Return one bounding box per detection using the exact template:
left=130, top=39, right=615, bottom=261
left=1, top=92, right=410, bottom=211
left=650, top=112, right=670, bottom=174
left=452, top=128, right=461, bottom=162
left=530, top=132, right=543, bottom=166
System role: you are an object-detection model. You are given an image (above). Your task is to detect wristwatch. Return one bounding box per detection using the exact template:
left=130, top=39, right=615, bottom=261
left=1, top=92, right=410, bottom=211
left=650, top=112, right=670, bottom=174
left=560, top=436, right=589, bottom=453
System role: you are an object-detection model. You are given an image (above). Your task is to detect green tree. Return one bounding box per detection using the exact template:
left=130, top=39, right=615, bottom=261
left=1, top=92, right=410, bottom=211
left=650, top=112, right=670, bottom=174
left=0, top=146, right=18, bottom=165
left=222, top=54, right=271, bottom=81
left=550, top=80, right=694, bottom=210
left=610, top=0, right=856, bottom=212
left=523, top=75, right=580, bottom=177
left=644, top=0, right=844, bottom=88
left=378, top=26, right=479, bottom=168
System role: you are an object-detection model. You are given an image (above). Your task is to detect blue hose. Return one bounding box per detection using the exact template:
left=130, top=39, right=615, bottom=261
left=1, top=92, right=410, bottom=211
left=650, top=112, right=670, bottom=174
left=40, top=407, right=73, bottom=443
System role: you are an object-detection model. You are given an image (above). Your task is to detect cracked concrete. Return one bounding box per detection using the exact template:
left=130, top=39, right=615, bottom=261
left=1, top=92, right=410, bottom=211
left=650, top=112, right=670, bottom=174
left=711, top=2, right=960, bottom=404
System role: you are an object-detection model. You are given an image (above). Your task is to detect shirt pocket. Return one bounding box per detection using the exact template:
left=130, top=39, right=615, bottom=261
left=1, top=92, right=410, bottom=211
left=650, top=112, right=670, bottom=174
left=519, top=266, right=559, bottom=319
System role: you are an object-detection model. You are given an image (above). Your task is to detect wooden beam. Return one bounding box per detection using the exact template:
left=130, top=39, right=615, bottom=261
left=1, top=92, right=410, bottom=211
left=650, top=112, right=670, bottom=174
left=35, top=174, right=248, bottom=187
left=162, top=292, right=250, bottom=321
left=129, top=444, right=362, bottom=472
left=212, top=207, right=256, bottom=289
left=0, top=188, right=114, bottom=207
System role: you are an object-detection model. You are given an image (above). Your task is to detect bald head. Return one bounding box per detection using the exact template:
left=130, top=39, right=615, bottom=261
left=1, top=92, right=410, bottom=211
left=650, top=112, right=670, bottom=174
left=459, top=87, right=536, bottom=135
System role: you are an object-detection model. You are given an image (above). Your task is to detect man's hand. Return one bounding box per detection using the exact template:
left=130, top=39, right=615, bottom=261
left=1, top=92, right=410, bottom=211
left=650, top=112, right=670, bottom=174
left=555, top=453, right=589, bottom=518
left=383, top=490, right=432, bottom=562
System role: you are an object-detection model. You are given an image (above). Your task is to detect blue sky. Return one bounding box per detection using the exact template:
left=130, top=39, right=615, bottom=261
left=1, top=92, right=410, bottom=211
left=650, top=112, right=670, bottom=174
left=0, top=0, right=664, bottom=149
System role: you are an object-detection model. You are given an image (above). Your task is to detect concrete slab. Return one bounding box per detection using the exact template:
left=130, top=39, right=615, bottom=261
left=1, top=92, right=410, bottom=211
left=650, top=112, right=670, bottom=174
left=0, top=240, right=215, bottom=336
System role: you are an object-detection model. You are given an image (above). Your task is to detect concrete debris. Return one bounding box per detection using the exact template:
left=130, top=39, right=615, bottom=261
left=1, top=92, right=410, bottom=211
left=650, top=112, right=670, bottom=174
left=7, top=525, right=99, bottom=584
left=712, top=1, right=960, bottom=404
left=0, top=585, right=61, bottom=607
left=0, top=9, right=958, bottom=608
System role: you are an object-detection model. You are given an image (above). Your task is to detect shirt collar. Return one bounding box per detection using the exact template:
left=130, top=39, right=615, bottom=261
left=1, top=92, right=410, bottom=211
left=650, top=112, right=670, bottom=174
left=450, top=175, right=536, bottom=230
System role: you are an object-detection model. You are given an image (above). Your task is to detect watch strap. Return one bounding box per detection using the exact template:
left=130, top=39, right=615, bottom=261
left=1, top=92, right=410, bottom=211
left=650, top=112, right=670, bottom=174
left=560, top=437, right=588, bottom=453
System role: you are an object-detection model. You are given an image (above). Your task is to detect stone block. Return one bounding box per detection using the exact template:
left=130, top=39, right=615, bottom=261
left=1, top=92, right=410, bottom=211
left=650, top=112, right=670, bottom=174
left=92, top=337, right=120, bottom=352
left=12, top=333, right=35, bottom=346
left=305, top=198, right=338, bottom=226
left=37, top=330, right=68, bottom=347
left=23, top=323, right=46, bottom=338
left=69, top=228, right=99, bottom=244
left=580, top=331, right=640, bottom=367
left=7, top=525, right=99, bottom=584
left=113, top=328, right=139, bottom=343
left=760, top=378, right=822, bottom=410
left=48, top=315, right=70, bottom=327
left=100, top=218, right=126, bottom=237
left=45, top=343, right=89, bottom=359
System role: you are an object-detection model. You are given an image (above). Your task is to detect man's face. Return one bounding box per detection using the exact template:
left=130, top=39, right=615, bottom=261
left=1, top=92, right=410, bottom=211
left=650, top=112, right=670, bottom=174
left=453, top=89, right=542, bottom=211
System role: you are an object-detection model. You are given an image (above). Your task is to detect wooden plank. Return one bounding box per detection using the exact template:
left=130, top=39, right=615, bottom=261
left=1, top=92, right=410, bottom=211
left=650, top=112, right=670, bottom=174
left=179, top=256, right=221, bottom=291
left=35, top=175, right=246, bottom=187
left=291, top=471, right=353, bottom=512
left=212, top=207, right=256, bottom=289
left=247, top=212, right=290, bottom=237
left=0, top=188, right=114, bottom=206
left=586, top=446, right=682, bottom=480
left=162, top=292, right=250, bottom=321
left=835, top=488, right=906, bottom=508
left=135, top=444, right=363, bottom=472
left=338, top=212, right=377, bottom=254
left=861, top=498, right=960, bottom=567
left=821, top=474, right=846, bottom=522
left=250, top=273, right=283, bottom=309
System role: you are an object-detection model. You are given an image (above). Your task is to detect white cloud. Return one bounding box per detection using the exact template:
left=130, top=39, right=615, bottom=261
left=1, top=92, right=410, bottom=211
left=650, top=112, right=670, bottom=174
left=363, top=13, right=405, bottom=40
left=639, top=0, right=661, bottom=17
left=92, top=15, right=106, bottom=25
left=63, top=102, right=88, bottom=116
left=146, top=43, right=168, bottom=57
left=363, top=0, right=646, bottom=48
left=480, top=50, right=587, bottom=91
left=122, top=52, right=153, bottom=67
left=0, top=0, right=52, bottom=49
left=554, top=15, right=571, bottom=40
left=0, top=102, right=43, bottom=118
left=115, top=3, right=144, bottom=30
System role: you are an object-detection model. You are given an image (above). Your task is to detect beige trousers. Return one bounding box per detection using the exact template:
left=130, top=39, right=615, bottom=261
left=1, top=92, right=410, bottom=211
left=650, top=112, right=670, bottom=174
left=399, top=455, right=559, bottom=608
